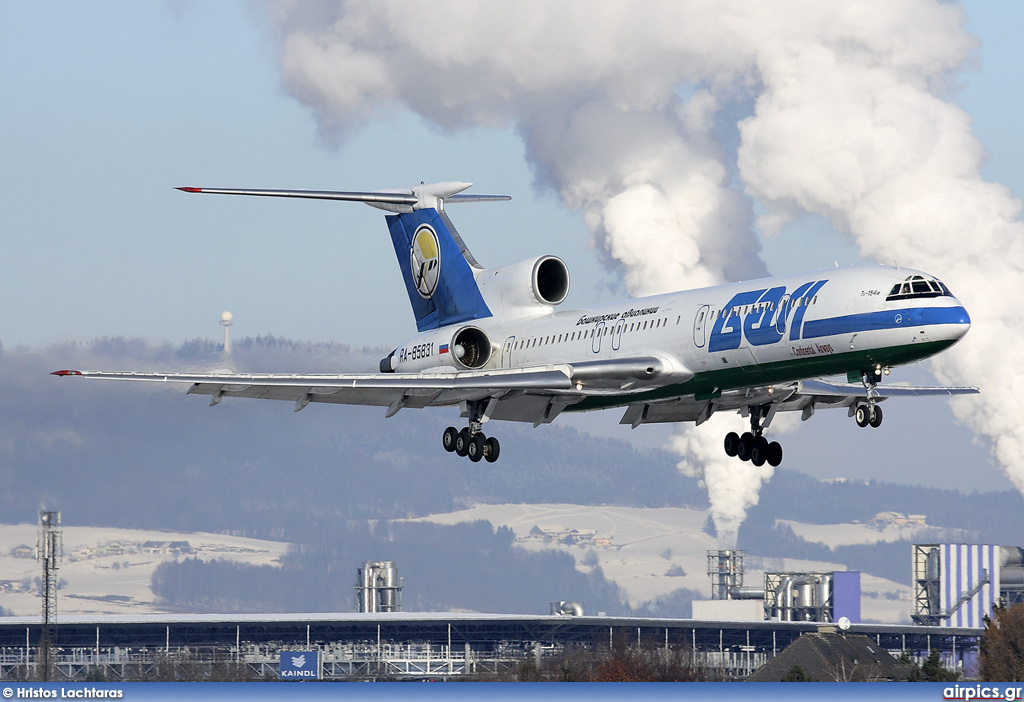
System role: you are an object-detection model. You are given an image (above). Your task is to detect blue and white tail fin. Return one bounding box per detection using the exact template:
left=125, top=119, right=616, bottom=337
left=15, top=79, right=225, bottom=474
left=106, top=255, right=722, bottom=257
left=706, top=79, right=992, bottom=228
left=386, top=207, right=494, bottom=331
left=176, top=181, right=507, bottom=331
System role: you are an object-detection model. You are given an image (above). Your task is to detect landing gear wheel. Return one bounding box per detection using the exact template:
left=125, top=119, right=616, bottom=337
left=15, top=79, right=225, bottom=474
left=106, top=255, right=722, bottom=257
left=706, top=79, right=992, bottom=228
left=467, top=434, right=486, bottom=463
left=455, top=428, right=471, bottom=457
left=724, top=432, right=740, bottom=457
left=484, top=436, right=500, bottom=463
left=442, top=426, right=459, bottom=453
left=855, top=404, right=870, bottom=428
left=750, top=436, right=769, bottom=467
left=737, top=432, right=754, bottom=462
left=869, top=404, right=883, bottom=428
left=727, top=404, right=785, bottom=466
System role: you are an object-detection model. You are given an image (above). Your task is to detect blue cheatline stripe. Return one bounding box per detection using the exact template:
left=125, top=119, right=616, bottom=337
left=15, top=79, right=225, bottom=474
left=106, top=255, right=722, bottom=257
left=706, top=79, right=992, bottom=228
left=801, top=306, right=969, bottom=340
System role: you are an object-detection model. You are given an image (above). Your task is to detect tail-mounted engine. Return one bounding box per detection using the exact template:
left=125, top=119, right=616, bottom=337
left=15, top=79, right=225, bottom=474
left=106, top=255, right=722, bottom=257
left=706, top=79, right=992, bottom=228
left=450, top=326, right=491, bottom=369
left=476, top=255, right=570, bottom=315
left=383, top=325, right=494, bottom=373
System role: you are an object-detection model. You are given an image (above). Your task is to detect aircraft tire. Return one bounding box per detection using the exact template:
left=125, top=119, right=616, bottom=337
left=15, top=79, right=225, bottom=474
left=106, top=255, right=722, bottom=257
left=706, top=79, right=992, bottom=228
left=484, top=437, right=500, bottom=463
left=455, top=429, right=471, bottom=457
left=855, top=404, right=870, bottom=428
left=468, top=434, right=486, bottom=463
left=737, top=433, right=753, bottom=462
left=750, top=437, right=769, bottom=467
left=767, top=442, right=783, bottom=467
left=442, top=426, right=459, bottom=452
left=869, top=405, right=883, bottom=428
left=724, top=432, right=740, bottom=457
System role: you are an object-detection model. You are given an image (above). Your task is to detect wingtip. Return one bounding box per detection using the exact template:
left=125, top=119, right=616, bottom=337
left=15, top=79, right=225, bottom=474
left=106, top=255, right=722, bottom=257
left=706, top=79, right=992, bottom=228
left=51, top=370, right=82, bottom=376
left=176, top=187, right=202, bottom=193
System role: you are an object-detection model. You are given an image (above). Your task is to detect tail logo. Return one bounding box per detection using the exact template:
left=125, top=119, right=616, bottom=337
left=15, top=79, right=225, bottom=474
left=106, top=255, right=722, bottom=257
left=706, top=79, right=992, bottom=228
left=410, top=224, right=441, bottom=299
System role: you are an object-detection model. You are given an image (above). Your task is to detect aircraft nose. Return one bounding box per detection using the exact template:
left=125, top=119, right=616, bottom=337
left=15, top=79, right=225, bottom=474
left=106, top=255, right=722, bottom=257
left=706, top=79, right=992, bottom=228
left=948, top=304, right=971, bottom=340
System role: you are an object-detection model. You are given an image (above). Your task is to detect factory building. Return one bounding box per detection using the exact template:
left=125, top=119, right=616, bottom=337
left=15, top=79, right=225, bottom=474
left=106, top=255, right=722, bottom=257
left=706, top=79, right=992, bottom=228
left=692, top=550, right=860, bottom=624
left=355, top=561, right=403, bottom=613
left=912, top=544, right=1024, bottom=627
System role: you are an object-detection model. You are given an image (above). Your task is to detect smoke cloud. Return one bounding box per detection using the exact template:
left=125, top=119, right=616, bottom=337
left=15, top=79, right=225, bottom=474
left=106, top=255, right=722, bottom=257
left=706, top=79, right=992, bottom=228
left=264, top=1, right=1024, bottom=536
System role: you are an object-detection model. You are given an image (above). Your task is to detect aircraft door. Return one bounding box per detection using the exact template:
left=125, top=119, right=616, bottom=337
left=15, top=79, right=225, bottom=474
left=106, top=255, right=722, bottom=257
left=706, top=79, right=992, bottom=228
left=693, top=305, right=710, bottom=348
left=592, top=322, right=606, bottom=354
left=502, top=336, right=516, bottom=368
left=611, top=318, right=625, bottom=351
left=775, top=295, right=790, bottom=336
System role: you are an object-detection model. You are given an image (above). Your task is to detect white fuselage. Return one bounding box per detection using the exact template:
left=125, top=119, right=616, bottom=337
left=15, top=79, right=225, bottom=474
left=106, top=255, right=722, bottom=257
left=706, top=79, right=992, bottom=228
left=391, top=265, right=970, bottom=407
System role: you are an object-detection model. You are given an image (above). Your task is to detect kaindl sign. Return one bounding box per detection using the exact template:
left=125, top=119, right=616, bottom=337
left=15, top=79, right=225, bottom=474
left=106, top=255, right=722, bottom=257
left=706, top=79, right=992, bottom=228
left=280, top=650, right=319, bottom=680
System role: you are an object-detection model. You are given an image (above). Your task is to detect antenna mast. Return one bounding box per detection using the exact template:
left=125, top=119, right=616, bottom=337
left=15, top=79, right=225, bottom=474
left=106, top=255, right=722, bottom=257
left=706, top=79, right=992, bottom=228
left=37, top=510, right=62, bottom=681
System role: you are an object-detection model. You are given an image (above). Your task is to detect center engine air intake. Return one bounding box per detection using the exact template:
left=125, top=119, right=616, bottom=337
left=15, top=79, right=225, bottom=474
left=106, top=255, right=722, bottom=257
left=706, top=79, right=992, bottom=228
left=451, top=326, right=491, bottom=369
left=475, top=255, right=570, bottom=314
left=533, top=256, right=569, bottom=306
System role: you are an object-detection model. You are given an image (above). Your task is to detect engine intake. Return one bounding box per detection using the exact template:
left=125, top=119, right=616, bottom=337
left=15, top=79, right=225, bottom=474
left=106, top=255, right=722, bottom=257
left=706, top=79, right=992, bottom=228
left=476, top=255, right=570, bottom=315
left=533, top=256, right=569, bottom=306
left=451, top=326, right=491, bottom=369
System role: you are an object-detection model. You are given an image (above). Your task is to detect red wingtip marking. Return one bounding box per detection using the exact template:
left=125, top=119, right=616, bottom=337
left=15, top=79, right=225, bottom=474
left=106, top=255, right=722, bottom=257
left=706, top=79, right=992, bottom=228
left=176, top=187, right=202, bottom=193
left=51, top=370, right=82, bottom=376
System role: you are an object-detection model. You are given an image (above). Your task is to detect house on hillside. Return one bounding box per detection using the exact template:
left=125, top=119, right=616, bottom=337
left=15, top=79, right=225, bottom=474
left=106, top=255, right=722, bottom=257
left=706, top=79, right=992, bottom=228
left=868, top=512, right=927, bottom=530
left=746, top=632, right=911, bottom=682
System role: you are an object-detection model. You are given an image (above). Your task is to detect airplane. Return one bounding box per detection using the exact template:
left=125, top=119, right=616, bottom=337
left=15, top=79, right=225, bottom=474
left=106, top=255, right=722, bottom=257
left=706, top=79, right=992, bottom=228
left=53, top=181, right=978, bottom=466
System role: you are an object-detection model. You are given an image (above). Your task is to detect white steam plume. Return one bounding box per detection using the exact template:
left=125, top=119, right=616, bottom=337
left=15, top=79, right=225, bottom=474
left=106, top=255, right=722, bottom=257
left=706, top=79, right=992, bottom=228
left=265, top=1, right=1023, bottom=538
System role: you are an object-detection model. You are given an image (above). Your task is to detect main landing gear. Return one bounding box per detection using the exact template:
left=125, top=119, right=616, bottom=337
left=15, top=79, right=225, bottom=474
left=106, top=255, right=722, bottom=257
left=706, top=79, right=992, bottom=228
left=442, top=426, right=500, bottom=463
left=723, top=404, right=783, bottom=468
left=441, top=400, right=500, bottom=463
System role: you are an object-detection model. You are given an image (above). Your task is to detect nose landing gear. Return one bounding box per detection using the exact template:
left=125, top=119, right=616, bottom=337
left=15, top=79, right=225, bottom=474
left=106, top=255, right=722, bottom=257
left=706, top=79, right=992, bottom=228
left=723, top=404, right=783, bottom=467
left=853, top=369, right=884, bottom=429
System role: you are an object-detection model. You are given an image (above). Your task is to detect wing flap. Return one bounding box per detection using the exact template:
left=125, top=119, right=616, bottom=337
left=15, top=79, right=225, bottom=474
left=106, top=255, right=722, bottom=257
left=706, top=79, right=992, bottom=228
left=795, top=379, right=979, bottom=398
left=53, top=366, right=576, bottom=412
left=619, top=378, right=978, bottom=427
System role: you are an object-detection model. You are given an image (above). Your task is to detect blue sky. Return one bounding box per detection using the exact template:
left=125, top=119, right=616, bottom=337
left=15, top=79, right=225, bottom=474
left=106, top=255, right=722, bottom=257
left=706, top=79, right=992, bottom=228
left=4, top=1, right=1018, bottom=349
left=2, top=2, right=1020, bottom=492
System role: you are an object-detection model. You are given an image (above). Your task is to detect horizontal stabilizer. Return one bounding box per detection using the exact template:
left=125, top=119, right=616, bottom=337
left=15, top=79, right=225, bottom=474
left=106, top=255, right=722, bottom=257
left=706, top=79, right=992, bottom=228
left=176, top=182, right=510, bottom=214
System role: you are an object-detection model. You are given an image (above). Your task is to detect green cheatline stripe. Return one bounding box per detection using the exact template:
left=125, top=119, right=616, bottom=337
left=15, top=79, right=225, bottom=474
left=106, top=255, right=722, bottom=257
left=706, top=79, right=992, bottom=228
left=565, top=339, right=957, bottom=413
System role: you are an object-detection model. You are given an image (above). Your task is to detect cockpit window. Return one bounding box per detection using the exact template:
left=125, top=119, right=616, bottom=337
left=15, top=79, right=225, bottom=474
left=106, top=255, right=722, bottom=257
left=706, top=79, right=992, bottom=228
left=886, top=275, right=954, bottom=301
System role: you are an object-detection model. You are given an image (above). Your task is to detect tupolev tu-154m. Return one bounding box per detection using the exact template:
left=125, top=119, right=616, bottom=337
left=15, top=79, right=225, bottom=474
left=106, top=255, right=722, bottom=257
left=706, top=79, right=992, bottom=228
left=53, top=181, right=977, bottom=466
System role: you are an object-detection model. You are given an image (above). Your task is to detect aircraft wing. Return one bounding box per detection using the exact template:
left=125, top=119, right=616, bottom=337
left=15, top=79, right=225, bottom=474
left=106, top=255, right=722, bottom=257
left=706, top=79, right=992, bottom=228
left=619, top=378, right=978, bottom=427
left=52, top=355, right=682, bottom=426
left=51, top=366, right=582, bottom=415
